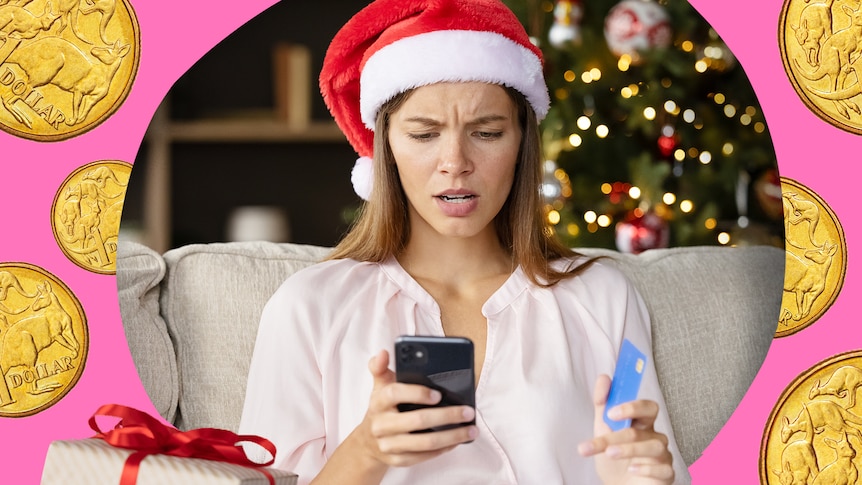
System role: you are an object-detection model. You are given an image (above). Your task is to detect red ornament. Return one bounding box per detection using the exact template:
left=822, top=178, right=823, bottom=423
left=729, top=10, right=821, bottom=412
left=608, top=181, right=631, bottom=204
left=754, top=168, right=783, bottom=220
left=657, top=134, right=678, bottom=157
left=615, top=210, right=669, bottom=254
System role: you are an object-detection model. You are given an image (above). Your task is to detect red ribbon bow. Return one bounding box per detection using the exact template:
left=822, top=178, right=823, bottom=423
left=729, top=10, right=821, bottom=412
left=90, top=404, right=277, bottom=485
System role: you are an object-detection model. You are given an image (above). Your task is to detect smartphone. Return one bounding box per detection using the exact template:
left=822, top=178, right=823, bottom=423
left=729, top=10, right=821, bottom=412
left=603, top=338, right=647, bottom=432
left=394, top=335, right=476, bottom=432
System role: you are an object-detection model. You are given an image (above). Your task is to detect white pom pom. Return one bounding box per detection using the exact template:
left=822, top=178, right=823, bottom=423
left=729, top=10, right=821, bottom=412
left=351, top=156, right=374, bottom=201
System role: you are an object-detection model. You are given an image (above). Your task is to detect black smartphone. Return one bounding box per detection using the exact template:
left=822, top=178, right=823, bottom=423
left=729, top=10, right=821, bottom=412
left=394, top=335, right=476, bottom=432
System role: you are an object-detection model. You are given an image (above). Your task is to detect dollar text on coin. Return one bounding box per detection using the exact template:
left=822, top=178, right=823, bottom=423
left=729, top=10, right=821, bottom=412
left=0, top=0, right=140, bottom=141
left=0, top=263, right=88, bottom=417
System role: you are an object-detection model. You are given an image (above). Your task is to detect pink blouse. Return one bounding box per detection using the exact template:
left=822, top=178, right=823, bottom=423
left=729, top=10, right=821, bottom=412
left=239, top=256, right=691, bottom=484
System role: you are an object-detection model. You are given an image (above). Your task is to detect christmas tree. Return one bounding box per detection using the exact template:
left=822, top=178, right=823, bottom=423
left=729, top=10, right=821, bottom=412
left=504, top=0, right=784, bottom=252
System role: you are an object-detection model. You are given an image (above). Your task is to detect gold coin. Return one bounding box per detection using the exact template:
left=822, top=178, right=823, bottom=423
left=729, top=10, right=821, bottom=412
left=51, top=160, right=131, bottom=274
left=777, top=177, right=846, bottom=337
left=760, top=351, right=862, bottom=484
left=779, top=0, right=862, bottom=135
left=0, top=0, right=140, bottom=141
left=0, top=263, right=88, bottom=417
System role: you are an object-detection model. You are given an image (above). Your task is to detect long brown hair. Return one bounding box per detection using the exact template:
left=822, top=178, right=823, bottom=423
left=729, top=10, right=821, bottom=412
left=327, top=85, right=596, bottom=286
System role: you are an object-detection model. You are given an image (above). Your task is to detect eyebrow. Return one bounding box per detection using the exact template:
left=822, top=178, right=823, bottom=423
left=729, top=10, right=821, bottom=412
left=402, top=114, right=511, bottom=127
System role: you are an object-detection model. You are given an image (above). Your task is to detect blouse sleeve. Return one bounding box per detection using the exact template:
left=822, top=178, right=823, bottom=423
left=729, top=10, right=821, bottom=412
left=612, top=266, right=692, bottom=484
left=569, top=259, right=691, bottom=484
left=238, top=272, right=328, bottom=484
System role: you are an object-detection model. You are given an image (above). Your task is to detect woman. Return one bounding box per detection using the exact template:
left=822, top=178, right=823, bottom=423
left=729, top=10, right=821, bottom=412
left=239, top=0, right=689, bottom=483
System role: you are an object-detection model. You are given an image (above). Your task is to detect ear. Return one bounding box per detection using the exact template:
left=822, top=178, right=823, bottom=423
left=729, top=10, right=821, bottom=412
left=810, top=380, right=821, bottom=398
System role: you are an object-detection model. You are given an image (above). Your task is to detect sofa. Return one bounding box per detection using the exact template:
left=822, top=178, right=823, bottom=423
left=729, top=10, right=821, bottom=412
left=116, top=240, right=784, bottom=468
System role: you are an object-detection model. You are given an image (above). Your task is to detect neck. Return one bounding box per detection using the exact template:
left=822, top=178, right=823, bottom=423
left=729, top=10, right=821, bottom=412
left=398, top=229, right=512, bottom=287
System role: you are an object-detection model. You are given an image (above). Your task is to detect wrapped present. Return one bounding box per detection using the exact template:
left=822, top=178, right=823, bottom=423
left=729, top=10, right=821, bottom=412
left=41, top=404, right=297, bottom=485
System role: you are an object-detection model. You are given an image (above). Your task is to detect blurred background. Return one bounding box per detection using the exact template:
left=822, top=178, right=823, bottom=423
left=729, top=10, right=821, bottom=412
left=122, top=0, right=784, bottom=254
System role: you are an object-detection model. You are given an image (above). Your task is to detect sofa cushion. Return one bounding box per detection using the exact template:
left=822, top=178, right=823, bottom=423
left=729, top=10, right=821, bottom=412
left=576, top=245, right=783, bottom=465
left=116, top=241, right=177, bottom=421
left=160, top=242, right=331, bottom=431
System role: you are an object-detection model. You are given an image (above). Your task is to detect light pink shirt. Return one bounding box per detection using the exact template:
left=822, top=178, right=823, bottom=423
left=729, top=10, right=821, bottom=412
left=239, top=256, right=690, bottom=484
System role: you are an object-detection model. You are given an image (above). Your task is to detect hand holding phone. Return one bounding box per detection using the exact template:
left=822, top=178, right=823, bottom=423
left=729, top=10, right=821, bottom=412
left=603, top=338, right=647, bottom=431
left=394, top=336, right=476, bottom=433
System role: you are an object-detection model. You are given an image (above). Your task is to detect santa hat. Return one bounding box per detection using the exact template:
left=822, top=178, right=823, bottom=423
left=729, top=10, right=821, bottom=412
left=320, top=0, right=550, bottom=200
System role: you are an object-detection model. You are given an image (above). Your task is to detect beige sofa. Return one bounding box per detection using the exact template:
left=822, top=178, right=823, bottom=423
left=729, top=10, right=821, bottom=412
left=116, top=240, right=784, bottom=468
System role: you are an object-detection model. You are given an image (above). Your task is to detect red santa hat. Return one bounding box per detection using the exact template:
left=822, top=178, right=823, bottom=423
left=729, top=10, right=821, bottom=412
left=320, top=0, right=550, bottom=200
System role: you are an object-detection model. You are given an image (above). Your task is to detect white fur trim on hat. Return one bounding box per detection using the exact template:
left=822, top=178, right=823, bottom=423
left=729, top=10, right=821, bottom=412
left=351, top=156, right=374, bottom=201
left=359, top=30, right=550, bottom=129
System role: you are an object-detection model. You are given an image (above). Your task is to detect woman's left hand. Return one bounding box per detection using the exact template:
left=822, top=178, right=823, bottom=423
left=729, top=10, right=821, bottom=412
left=577, top=374, right=675, bottom=485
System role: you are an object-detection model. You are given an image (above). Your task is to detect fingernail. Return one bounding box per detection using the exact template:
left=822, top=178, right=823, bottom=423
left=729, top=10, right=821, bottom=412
left=577, top=442, right=594, bottom=455
left=463, top=407, right=475, bottom=420
left=628, top=464, right=640, bottom=474
left=606, top=445, right=620, bottom=458
left=608, top=406, right=623, bottom=419
left=468, top=426, right=479, bottom=439
left=430, top=390, right=442, bottom=402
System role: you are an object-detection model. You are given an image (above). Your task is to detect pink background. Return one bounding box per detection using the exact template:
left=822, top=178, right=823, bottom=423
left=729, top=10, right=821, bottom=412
left=0, top=0, right=856, bottom=482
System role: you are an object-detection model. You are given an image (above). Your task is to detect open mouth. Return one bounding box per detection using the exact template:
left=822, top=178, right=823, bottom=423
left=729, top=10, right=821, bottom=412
left=438, top=195, right=475, bottom=203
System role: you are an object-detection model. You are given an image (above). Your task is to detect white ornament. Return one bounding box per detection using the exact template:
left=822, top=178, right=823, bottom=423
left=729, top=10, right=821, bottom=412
left=549, top=23, right=580, bottom=47
left=604, top=0, right=672, bottom=62
left=549, top=0, right=584, bottom=47
left=541, top=160, right=563, bottom=201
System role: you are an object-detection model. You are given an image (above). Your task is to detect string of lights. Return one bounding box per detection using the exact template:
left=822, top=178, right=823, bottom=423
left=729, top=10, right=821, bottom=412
left=510, top=0, right=783, bottom=252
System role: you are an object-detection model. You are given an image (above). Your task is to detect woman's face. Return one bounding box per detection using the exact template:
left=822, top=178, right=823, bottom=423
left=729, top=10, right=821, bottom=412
left=387, top=82, right=521, bottom=243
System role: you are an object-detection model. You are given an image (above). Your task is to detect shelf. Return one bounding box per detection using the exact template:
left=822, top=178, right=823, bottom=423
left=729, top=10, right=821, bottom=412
left=155, top=117, right=346, bottom=143
left=139, top=103, right=352, bottom=254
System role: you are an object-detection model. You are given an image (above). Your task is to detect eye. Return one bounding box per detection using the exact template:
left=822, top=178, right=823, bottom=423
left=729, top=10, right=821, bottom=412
left=475, top=131, right=503, bottom=140
left=408, top=132, right=437, bottom=142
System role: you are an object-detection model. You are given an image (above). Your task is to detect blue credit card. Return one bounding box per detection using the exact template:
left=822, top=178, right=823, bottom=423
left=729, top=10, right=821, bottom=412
left=603, top=338, right=647, bottom=431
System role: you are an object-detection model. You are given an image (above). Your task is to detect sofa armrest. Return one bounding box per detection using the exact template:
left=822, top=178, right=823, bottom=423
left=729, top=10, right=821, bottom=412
left=117, top=240, right=178, bottom=422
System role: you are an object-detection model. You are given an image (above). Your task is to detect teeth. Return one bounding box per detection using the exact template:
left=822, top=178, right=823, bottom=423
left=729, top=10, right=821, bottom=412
left=440, top=195, right=473, bottom=203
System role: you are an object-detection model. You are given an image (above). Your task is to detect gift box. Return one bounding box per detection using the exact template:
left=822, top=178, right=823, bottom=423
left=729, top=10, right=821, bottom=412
left=41, top=439, right=297, bottom=485
left=41, top=404, right=297, bottom=485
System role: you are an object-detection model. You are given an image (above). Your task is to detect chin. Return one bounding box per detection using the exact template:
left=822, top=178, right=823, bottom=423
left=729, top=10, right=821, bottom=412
left=431, top=220, right=495, bottom=240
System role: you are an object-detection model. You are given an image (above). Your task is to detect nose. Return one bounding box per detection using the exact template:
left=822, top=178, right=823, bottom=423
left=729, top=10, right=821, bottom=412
left=437, top=135, right=473, bottom=175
